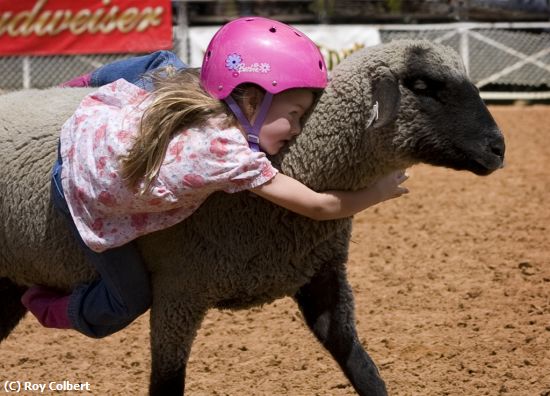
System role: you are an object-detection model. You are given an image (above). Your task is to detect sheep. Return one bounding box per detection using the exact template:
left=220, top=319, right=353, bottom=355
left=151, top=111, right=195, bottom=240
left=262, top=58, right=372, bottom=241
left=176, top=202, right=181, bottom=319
left=0, top=40, right=505, bottom=396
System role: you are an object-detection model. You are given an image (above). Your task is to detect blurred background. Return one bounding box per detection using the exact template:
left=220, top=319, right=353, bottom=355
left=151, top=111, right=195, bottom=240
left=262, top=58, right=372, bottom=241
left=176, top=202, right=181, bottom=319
left=1, top=0, right=549, bottom=102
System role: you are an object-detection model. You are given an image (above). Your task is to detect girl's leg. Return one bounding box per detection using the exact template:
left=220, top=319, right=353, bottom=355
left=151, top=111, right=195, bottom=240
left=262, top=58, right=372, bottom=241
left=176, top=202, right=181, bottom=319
left=67, top=241, right=152, bottom=338
left=22, top=152, right=152, bottom=338
left=60, top=51, right=187, bottom=89
left=53, top=155, right=152, bottom=338
left=91, top=50, right=187, bottom=90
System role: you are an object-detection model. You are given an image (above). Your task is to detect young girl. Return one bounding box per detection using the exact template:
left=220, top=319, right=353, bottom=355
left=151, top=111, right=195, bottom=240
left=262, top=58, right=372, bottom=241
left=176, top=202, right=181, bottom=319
left=22, top=17, right=409, bottom=338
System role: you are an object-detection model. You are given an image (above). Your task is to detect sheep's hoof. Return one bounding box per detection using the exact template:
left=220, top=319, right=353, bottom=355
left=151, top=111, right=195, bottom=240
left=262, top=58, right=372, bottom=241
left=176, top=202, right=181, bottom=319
left=149, top=367, right=184, bottom=396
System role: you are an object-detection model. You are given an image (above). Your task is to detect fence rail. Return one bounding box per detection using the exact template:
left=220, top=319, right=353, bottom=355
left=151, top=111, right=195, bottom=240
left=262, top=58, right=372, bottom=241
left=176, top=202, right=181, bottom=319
left=1, top=20, right=549, bottom=101
left=378, top=22, right=550, bottom=100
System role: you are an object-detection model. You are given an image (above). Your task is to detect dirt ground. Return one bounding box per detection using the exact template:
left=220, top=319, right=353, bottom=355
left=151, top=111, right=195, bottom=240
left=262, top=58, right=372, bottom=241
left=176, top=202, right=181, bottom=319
left=1, top=105, right=549, bottom=396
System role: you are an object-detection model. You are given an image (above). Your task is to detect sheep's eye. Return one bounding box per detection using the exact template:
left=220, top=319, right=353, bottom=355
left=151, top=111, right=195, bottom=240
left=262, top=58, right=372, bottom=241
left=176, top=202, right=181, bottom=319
left=404, top=76, right=445, bottom=101
left=412, top=79, right=428, bottom=91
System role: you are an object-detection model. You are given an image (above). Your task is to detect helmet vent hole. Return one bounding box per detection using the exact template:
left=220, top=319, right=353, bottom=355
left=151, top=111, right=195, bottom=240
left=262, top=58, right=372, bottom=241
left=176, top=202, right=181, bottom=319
left=205, top=50, right=211, bottom=61
left=269, top=27, right=277, bottom=33
left=294, top=31, right=301, bottom=37
left=319, top=60, right=324, bottom=70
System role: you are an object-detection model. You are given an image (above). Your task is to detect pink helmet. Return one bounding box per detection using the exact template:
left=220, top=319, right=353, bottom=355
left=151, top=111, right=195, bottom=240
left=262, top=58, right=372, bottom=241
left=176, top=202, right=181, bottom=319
left=200, top=17, right=327, bottom=99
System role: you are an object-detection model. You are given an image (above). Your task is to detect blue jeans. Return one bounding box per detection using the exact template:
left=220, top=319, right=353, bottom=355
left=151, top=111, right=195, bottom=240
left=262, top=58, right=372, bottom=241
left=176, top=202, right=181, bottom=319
left=90, top=50, right=187, bottom=90
left=52, top=152, right=151, bottom=338
left=53, top=51, right=186, bottom=338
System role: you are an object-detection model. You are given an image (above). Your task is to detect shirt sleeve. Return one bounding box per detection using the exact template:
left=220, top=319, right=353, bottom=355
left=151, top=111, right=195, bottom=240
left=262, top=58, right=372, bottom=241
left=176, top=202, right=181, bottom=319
left=182, top=129, right=278, bottom=194
left=85, top=79, right=149, bottom=109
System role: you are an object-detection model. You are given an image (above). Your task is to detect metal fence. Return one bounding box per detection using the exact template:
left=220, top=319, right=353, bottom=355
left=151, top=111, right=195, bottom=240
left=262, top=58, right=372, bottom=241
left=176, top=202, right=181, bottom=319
left=379, top=22, right=550, bottom=100
left=0, top=53, right=141, bottom=91
left=181, top=0, right=550, bottom=24
left=1, top=18, right=549, bottom=100
left=0, top=24, right=185, bottom=91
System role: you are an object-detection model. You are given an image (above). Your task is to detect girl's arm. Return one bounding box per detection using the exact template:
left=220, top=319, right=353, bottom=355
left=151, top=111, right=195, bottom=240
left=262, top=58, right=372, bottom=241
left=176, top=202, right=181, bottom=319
left=250, top=170, right=409, bottom=221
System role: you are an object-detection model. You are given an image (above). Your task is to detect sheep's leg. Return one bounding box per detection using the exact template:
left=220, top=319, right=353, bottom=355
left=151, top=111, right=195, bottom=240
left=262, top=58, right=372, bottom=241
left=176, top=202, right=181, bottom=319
left=295, top=264, right=387, bottom=396
left=0, top=278, right=28, bottom=342
left=148, top=292, right=206, bottom=396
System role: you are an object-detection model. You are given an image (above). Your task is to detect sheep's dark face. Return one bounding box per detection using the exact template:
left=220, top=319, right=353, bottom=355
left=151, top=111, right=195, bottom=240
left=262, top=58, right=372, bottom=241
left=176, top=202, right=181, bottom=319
left=396, top=45, right=505, bottom=176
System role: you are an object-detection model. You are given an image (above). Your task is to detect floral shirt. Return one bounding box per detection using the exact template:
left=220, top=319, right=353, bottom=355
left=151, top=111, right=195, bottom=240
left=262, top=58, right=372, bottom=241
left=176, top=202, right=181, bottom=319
left=60, top=79, right=277, bottom=252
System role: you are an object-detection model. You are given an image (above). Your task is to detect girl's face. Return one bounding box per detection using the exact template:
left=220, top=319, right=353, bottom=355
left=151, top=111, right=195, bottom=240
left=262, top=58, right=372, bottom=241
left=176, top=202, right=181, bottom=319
left=256, top=89, right=314, bottom=155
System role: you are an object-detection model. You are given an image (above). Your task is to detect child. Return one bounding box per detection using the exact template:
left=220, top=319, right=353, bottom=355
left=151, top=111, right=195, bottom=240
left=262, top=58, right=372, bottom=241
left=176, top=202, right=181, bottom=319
left=22, top=17, right=409, bottom=338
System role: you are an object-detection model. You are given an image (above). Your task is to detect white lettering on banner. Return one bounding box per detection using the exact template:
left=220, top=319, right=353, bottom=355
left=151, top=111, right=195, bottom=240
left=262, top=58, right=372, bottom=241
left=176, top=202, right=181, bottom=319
left=0, top=0, right=164, bottom=37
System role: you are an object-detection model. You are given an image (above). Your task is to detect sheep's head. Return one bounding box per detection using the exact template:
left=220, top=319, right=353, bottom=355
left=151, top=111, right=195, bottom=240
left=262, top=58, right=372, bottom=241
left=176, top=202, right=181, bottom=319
left=332, top=40, right=506, bottom=177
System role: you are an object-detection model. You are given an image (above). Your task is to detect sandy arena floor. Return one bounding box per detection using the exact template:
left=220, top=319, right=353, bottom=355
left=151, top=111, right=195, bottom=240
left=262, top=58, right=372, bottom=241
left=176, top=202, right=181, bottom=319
left=1, top=105, right=549, bottom=396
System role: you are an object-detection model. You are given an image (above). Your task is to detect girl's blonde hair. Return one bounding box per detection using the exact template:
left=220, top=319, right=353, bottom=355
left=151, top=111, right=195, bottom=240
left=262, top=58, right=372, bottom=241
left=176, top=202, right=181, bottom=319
left=120, top=67, right=259, bottom=194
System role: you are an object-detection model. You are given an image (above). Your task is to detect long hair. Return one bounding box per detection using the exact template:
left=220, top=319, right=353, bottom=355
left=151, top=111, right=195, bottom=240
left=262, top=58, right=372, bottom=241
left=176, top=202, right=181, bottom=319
left=119, top=67, right=259, bottom=194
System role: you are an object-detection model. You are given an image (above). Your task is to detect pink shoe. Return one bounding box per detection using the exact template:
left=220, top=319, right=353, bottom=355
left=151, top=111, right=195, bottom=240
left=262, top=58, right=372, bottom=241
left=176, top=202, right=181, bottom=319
left=59, top=73, right=92, bottom=88
left=21, top=286, right=72, bottom=329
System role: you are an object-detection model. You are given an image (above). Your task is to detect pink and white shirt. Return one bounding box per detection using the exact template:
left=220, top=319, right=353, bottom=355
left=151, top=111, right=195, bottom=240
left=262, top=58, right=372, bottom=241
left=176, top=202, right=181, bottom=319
left=60, top=79, right=277, bottom=252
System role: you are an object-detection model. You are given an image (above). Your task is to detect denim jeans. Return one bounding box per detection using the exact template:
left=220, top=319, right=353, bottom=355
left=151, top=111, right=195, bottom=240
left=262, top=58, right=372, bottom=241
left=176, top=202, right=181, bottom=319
left=51, top=150, right=152, bottom=338
left=51, top=51, right=186, bottom=337
left=90, top=50, right=187, bottom=90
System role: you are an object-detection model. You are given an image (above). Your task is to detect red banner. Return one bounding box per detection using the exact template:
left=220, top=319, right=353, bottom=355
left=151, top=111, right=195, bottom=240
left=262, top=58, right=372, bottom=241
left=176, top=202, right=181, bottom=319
left=0, top=0, right=173, bottom=56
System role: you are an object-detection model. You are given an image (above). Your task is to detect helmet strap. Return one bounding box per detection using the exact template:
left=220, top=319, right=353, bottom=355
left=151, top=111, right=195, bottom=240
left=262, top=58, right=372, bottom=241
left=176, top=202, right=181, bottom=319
left=224, top=92, right=273, bottom=152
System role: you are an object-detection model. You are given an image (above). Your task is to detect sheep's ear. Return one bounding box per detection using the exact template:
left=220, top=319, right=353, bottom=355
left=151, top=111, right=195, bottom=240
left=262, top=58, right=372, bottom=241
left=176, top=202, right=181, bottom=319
left=371, top=67, right=400, bottom=128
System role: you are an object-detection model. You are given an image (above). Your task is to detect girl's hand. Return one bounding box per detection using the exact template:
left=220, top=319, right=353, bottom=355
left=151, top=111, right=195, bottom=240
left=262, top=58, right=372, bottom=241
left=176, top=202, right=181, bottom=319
left=370, top=169, right=410, bottom=204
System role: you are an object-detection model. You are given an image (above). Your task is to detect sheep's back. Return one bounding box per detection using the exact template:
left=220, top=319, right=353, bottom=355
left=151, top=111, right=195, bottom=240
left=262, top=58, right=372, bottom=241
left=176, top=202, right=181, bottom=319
left=0, top=88, right=351, bottom=304
left=0, top=88, right=96, bottom=286
left=0, top=88, right=85, bottom=200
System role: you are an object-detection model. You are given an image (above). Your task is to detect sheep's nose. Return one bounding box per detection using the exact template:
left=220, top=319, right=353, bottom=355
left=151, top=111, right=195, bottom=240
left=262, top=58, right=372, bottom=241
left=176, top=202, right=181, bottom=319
left=489, top=135, right=506, bottom=160
left=487, top=133, right=506, bottom=169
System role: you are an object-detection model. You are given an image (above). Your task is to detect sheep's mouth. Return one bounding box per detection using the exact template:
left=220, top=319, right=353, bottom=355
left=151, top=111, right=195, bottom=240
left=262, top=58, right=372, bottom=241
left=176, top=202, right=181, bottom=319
left=468, top=157, right=501, bottom=175
left=421, top=140, right=505, bottom=175
left=452, top=133, right=506, bottom=175
left=461, top=148, right=505, bottom=176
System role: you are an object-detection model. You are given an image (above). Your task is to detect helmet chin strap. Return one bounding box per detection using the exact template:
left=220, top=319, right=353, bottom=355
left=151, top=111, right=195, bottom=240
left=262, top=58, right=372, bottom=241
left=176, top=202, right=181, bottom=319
left=224, top=92, right=273, bottom=152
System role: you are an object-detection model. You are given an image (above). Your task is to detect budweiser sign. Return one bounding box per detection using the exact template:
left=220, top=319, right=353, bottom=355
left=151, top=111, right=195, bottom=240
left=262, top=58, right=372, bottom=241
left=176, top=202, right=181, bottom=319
left=0, top=0, right=172, bottom=56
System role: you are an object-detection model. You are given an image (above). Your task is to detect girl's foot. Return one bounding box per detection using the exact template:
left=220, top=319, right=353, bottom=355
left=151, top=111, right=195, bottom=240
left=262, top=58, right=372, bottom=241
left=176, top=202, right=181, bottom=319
left=59, top=73, right=92, bottom=88
left=21, top=286, right=72, bottom=329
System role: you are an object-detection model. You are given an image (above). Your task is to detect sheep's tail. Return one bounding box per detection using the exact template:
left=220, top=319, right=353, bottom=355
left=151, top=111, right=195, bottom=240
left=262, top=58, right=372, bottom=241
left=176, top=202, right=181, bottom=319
left=0, top=278, right=27, bottom=342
